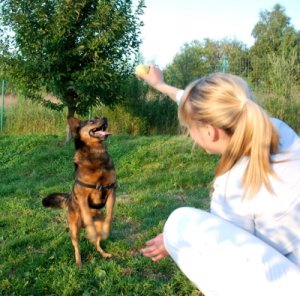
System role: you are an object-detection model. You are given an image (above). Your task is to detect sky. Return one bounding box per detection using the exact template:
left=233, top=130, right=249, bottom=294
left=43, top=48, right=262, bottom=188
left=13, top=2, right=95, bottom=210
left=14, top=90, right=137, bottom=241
left=138, top=0, right=300, bottom=68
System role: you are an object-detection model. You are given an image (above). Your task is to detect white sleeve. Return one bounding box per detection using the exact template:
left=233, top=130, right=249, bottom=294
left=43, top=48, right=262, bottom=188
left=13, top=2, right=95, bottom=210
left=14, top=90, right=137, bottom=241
left=175, top=89, right=184, bottom=105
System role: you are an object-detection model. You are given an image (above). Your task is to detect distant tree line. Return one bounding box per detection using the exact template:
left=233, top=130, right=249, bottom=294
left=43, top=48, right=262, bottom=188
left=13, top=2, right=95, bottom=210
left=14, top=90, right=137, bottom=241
left=0, top=2, right=299, bottom=124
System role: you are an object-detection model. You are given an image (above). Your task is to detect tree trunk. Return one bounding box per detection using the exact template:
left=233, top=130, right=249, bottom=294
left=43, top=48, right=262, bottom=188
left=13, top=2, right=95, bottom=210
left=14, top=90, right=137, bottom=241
left=66, top=107, right=76, bottom=142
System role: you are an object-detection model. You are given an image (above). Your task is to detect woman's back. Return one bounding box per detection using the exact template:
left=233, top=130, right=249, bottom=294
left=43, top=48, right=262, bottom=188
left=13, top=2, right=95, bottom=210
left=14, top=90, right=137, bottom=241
left=211, top=118, right=300, bottom=261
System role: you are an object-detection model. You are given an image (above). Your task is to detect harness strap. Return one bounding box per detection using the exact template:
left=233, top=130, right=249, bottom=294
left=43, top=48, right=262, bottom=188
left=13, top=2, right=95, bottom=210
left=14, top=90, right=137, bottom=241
left=75, top=179, right=117, bottom=191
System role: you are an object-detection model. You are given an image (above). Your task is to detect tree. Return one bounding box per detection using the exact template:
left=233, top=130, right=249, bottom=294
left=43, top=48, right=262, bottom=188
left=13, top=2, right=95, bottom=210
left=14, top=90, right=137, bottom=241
left=0, top=0, right=145, bottom=116
left=251, top=4, right=299, bottom=57
left=164, top=41, right=207, bottom=89
left=164, top=39, right=249, bottom=89
left=267, top=49, right=299, bottom=99
left=250, top=4, right=300, bottom=88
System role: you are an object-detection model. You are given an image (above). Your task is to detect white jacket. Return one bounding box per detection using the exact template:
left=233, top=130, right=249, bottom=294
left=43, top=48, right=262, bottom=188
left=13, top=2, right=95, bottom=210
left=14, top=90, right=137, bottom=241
left=211, top=118, right=300, bottom=259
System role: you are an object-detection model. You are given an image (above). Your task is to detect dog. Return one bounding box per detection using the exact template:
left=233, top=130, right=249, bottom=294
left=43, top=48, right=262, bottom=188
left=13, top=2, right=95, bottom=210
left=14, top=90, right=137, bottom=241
left=42, top=116, right=117, bottom=267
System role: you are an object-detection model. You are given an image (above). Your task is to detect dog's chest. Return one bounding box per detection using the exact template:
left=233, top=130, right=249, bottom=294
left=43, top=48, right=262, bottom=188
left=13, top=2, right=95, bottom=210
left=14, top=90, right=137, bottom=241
left=74, top=151, right=114, bottom=169
left=74, top=151, right=115, bottom=183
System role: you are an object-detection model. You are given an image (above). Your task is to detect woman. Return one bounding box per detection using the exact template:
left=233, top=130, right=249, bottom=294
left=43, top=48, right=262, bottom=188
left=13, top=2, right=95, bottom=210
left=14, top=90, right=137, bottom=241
left=138, top=65, right=300, bottom=295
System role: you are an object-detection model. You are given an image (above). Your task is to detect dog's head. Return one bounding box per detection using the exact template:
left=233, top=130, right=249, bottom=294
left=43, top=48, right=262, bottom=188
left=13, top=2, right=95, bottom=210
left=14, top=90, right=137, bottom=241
left=68, top=116, right=112, bottom=145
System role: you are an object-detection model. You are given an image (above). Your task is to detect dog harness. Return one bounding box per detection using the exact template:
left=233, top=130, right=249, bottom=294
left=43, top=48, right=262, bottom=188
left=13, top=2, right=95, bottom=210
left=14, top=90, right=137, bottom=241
left=75, top=179, right=117, bottom=191
left=74, top=179, right=117, bottom=209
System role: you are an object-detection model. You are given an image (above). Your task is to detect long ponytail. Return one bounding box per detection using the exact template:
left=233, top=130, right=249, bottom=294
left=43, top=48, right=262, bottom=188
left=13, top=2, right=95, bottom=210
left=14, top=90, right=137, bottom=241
left=217, top=99, right=279, bottom=197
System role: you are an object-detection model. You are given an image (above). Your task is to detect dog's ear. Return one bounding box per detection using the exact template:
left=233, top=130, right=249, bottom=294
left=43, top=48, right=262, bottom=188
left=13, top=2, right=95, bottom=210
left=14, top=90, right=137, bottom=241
left=67, top=116, right=80, bottom=133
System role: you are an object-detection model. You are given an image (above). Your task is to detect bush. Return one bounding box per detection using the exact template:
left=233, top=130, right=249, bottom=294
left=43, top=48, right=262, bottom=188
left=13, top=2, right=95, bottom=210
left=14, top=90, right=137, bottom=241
left=2, top=96, right=67, bottom=135
left=1, top=90, right=299, bottom=136
left=258, top=93, right=300, bottom=132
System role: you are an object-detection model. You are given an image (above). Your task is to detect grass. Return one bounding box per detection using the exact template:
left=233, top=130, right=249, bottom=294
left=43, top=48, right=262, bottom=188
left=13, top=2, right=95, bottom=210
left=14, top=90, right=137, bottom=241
left=1, top=89, right=298, bottom=295
left=0, top=133, right=218, bottom=295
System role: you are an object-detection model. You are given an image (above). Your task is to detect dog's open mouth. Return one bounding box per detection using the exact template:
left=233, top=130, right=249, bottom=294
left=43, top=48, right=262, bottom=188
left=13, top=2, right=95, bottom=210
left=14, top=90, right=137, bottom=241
left=89, top=123, right=112, bottom=140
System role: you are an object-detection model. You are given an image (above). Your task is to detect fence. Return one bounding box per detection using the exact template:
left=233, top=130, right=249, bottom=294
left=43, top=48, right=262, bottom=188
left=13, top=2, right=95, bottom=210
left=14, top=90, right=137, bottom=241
left=222, top=54, right=299, bottom=99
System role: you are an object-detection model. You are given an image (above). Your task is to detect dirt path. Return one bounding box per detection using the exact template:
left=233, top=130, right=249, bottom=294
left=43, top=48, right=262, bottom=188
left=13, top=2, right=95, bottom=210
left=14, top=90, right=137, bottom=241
left=0, top=94, right=17, bottom=108
left=0, top=93, right=59, bottom=108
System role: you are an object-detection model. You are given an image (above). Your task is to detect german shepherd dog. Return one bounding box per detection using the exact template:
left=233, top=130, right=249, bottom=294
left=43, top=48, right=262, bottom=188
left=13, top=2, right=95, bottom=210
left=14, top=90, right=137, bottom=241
left=42, top=116, right=117, bottom=267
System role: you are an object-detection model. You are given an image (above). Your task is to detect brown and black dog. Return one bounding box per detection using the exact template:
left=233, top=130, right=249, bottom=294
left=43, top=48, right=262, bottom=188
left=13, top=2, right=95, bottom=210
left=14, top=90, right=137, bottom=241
left=42, top=116, right=117, bottom=267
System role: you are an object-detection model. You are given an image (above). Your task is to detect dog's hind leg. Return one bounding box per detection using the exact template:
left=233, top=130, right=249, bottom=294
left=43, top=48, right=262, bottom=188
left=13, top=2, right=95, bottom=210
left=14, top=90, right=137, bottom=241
left=102, top=190, right=116, bottom=240
left=68, top=210, right=82, bottom=267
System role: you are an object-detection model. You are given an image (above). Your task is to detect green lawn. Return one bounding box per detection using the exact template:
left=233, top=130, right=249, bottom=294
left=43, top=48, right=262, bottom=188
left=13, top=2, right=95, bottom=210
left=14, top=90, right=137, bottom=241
left=0, top=134, right=218, bottom=295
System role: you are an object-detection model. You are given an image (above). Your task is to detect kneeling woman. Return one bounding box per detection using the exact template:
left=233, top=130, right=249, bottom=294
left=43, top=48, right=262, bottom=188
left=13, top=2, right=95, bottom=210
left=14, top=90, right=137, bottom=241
left=138, top=66, right=300, bottom=296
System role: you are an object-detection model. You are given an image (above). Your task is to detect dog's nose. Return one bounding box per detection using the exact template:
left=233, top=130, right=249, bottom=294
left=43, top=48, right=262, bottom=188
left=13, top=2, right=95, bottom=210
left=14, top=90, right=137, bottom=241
left=102, top=117, right=108, bottom=124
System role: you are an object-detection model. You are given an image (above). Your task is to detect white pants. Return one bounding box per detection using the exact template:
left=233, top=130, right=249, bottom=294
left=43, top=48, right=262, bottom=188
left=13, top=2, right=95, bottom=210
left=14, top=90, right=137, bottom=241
left=163, top=207, right=300, bottom=296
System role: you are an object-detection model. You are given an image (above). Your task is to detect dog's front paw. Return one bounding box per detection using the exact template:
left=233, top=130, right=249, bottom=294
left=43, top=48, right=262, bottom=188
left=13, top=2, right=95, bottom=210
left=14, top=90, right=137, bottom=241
left=102, top=252, right=112, bottom=259
left=96, top=245, right=112, bottom=259
left=99, top=250, right=112, bottom=259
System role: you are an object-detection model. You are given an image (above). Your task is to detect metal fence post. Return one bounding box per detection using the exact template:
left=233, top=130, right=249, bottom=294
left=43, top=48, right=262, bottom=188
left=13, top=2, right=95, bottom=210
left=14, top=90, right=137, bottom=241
left=1, top=79, right=5, bottom=132
left=222, top=54, right=229, bottom=73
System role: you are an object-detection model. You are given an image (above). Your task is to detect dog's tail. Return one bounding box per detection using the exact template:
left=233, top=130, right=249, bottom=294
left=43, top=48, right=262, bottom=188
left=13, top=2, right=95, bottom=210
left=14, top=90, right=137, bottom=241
left=42, top=193, right=70, bottom=209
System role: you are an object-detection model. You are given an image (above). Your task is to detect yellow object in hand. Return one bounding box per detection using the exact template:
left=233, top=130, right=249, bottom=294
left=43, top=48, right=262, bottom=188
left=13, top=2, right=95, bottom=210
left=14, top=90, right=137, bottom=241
left=135, top=64, right=150, bottom=75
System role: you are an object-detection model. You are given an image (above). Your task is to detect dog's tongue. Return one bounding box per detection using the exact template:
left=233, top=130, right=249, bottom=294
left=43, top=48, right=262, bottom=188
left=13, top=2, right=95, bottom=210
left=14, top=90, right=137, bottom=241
left=94, top=130, right=112, bottom=138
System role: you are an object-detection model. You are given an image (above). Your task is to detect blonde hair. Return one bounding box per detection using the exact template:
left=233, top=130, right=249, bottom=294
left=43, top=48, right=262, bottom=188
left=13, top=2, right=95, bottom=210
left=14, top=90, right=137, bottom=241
left=179, top=72, right=279, bottom=198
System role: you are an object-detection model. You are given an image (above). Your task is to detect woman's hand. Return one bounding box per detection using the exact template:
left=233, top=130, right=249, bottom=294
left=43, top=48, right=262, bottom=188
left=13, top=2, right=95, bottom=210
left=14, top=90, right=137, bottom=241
left=136, top=65, right=180, bottom=102
left=140, top=233, right=169, bottom=262
left=136, top=64, right=164, bottom=89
